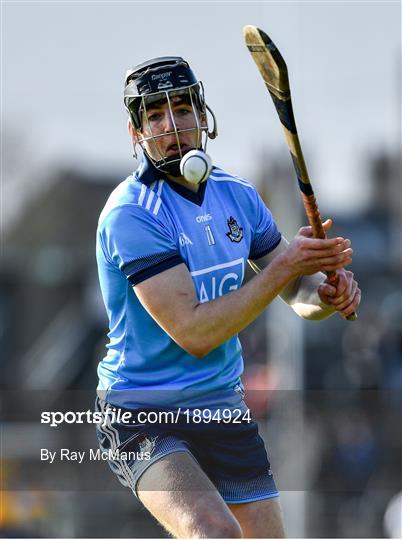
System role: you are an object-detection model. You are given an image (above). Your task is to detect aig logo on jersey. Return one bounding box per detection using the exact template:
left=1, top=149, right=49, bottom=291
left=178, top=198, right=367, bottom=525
left=191, top=259, right=245, bottom=303
left=226, top=216, right=243, bottom=243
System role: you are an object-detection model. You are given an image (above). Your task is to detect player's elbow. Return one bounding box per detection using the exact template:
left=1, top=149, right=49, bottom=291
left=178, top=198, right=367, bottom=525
left=178, top=336, right=212, bottom=358
left=292, top=303, right=335, bottom=321
left=174, top=325, right=215, bottom=358
left=171, top=306, right=216, bottom=358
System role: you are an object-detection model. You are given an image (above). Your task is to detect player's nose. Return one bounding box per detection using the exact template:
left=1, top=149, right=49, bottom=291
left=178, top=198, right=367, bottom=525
left=162, top=110, right=176, bottom=133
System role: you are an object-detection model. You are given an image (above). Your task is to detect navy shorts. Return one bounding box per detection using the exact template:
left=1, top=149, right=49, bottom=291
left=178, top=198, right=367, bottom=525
left=95, top=397, right=279, bottom=504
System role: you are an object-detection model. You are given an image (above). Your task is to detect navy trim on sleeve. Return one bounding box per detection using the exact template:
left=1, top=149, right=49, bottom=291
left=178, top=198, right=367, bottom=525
left=127, top=254, right=184, bottom=286
left=122, top=251, right=180, bottom=277
left=249, top=232, right=282, bottom=261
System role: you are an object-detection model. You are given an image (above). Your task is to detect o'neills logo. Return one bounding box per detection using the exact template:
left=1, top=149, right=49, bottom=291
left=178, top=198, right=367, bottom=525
left=196, top=213, right=212, bottom=223
left=151, top=71, right=172, bottom=81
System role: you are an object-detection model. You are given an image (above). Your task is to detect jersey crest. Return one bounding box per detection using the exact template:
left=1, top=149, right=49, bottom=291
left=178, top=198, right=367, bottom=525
left=226, top=216, right=243, bottom=243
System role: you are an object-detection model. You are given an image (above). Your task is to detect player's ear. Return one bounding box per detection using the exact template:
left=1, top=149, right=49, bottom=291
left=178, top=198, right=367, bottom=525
left=127, top=118, right=140, bottom=143
left=199, top=111, right=208, bottom=128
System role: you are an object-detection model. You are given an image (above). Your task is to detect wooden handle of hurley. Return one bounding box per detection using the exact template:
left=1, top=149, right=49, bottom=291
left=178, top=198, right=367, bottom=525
left=301, top=192, right=357, bottom=320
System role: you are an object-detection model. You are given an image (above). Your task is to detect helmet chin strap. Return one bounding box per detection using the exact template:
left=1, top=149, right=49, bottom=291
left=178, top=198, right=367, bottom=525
left=143, top=148, right=183, bottom=177
left=143, top=143, right=207, bottom=178
left=154, top=154, right=182, bottom=177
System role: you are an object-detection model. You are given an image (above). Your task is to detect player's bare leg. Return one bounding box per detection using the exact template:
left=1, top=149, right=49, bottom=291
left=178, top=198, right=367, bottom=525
left=228, top=497, right=285, bottom=538
left=138, top=452, right=243, bottom=538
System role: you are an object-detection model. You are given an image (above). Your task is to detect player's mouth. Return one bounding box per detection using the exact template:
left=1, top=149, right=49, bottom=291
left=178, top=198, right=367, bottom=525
left=165, top=143, right=191, bottom=156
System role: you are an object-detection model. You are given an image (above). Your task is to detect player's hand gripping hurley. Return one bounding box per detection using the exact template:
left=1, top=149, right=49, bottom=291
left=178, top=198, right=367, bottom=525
left=243, top=25, right=357, bottom=320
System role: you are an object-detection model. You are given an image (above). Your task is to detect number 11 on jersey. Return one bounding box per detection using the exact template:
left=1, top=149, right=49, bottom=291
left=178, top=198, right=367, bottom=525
left=205, top=225, right=216, bottom=246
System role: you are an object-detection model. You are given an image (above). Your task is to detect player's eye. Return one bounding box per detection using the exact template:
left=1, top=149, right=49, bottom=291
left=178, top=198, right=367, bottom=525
left=148, top=112, right=162, bottom=122
left=175, top=108, right=192, bottom=117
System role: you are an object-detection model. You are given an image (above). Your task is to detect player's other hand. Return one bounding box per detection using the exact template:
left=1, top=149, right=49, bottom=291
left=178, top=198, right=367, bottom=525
left=318, top=269, right=361, bottom=319
left=282, top=219, right=353, bottom=277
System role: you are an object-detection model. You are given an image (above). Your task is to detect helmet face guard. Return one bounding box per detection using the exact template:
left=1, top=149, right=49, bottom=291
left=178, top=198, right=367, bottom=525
left=124, top=57, right=217, bottom=176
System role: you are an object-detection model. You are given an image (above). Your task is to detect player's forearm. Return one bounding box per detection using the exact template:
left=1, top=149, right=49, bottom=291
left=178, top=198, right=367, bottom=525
left=135, top=232, right=351, bottom=357
left=183, top=253, right=295, bottom=357
left=284, top=273, right=336, bottom=320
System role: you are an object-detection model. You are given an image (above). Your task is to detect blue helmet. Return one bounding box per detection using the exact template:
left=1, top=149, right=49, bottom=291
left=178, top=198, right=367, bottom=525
left=124, top=57, right=217, bottom=175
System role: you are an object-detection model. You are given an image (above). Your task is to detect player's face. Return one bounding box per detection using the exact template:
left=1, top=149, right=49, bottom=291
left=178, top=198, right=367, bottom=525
left=136, top=96, right=205, bottom=162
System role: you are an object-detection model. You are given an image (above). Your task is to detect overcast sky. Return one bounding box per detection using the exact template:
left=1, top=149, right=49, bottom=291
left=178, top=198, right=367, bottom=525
left=2, top=1, right=401, bottom=215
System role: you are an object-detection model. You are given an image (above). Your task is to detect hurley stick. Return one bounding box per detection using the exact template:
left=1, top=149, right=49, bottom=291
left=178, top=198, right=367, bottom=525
left=243, top=25, right=357, bottom=320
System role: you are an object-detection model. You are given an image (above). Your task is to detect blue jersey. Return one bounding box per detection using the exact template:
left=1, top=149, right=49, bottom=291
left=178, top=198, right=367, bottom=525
left=96, top=156, right=281, bottom=410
